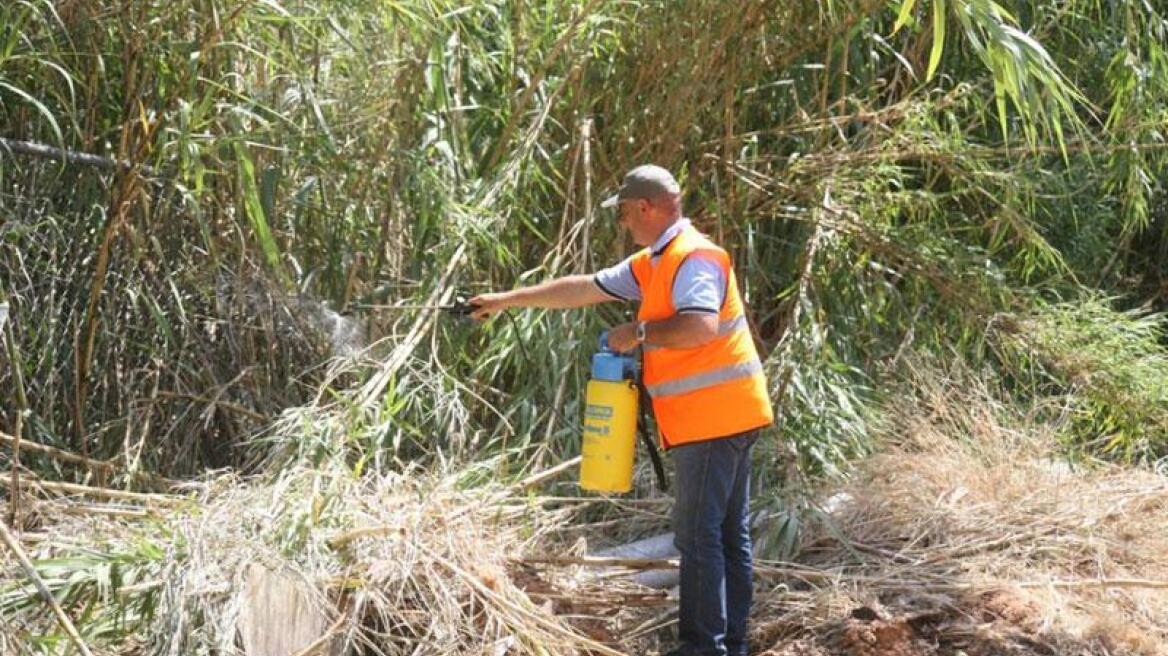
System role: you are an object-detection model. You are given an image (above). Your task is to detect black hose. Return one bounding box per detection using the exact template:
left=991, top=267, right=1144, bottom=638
left=499, top=309, right=532, bottom=370
left=636, top=379, right=669, bottom=492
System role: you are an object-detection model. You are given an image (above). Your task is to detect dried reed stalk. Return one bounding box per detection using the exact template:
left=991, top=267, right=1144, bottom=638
left=0, top=473, right=184, bottom=506
left=521, top=555, right=678, bottom=570
left=0, top=431, right=177, bottom=489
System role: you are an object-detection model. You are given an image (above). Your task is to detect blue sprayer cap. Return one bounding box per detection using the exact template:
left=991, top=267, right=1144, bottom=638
left=592, top=331, right=636, bottom=381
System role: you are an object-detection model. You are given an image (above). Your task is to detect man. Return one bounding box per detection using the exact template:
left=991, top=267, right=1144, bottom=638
left=471, top=165, right=773, bottom=656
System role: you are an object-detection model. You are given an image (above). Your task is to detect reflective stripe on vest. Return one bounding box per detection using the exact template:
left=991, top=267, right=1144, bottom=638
left=643, top=315, right=748, bottom=353
left=645, top=359, right=763, bottom=398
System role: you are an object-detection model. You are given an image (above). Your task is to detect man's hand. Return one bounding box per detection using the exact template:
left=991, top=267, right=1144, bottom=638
left=608, top=321, right=640, bottom=353
left=469, top=292, right=512, bottom=320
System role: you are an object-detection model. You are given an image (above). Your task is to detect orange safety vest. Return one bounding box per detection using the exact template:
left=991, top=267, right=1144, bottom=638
left=629, top=224, right=774, bottom=448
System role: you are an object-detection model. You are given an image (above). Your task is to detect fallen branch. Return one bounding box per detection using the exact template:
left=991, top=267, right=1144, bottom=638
left=526, top=591, right=671, bottom=608
left=33, top=480, right=184, bottom=505
left=0, top=473, right=185, bottom=506
left=45, top=501, right=156, bottom=519
left=0, top=136, right=154, bottom=174
left=1020, top=578, right=1168, bottom=591
left=510, top=456, right=582, bottom=492
left=0, top=431, right=178, bottom=488
left=0, top=431, right=114, bottom=472
left=519, top=555, right=679, bottom=570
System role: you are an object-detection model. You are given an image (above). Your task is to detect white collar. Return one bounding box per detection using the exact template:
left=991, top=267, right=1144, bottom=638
left=650, top=218, right=691, bottom=255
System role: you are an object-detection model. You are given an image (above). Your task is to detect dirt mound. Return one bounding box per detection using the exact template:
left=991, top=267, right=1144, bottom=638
left=839, top=614, right=926, bottom=656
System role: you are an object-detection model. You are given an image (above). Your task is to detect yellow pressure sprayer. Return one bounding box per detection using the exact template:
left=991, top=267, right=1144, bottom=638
left=580, top=332, right=667, bottom=494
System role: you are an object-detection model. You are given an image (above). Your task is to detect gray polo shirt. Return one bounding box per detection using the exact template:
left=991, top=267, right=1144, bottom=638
left=593, top=219, right=726, bottom=314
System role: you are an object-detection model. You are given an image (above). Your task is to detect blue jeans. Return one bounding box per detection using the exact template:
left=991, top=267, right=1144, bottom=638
left=671, top=430, right=757, bottom=656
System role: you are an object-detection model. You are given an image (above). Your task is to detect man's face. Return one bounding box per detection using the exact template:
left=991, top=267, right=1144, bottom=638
left=617, top=198, right=655, bottom=246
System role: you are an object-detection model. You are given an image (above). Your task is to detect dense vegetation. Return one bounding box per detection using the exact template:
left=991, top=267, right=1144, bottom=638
left=3, top=1, right=1168, bottom=654
left=2, top=0, right=1167, bottom=496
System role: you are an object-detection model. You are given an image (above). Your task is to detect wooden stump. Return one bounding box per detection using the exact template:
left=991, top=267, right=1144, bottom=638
left=238, top=564, right=338, bottom=656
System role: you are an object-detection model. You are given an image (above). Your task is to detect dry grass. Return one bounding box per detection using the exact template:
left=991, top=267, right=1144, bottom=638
left=6, top=362, right=1168, bottom=656
left=0, top=460, right=670, bottom=655
left=751, top=363, right=1168, bottom=655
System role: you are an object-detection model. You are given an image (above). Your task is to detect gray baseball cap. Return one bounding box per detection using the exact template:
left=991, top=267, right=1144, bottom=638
left=600, top=165, right=680, bottom=209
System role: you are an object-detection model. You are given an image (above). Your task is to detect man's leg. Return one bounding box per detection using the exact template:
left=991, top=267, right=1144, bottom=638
left=672, top=439, right=741, bottom=656
left=722, top=432, right=757, bottom=656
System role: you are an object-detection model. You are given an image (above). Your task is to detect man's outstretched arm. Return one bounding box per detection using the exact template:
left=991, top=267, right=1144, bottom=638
left=470, top=274, right=615, bottom=319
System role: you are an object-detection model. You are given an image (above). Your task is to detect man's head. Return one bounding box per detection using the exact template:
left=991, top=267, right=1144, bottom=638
left=601, top=165, right=682, bottom=247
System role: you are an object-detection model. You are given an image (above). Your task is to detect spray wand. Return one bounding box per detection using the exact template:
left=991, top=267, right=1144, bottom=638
left=352, top=295, right=531, bottom=366
left=352, top=296, right=480, bottom=317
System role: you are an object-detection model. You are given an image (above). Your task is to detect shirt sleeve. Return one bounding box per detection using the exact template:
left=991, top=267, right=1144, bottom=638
left=672, top=255, right=726, bottom=314
left=593, top=256, right=642, bottom=302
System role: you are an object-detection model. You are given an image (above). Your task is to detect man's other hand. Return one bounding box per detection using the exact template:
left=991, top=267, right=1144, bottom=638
left=608, top=321, right=640, bottom=352
left=469, top=292, right=511, bottom=320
